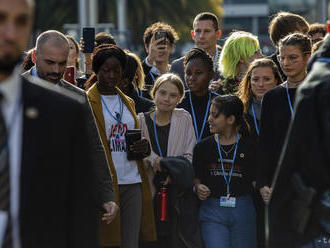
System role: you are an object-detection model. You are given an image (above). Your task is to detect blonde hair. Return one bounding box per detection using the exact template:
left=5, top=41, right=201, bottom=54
left=219, top=31, right=260, bottom=80
left=125, top=51, right=145, bottom=90
left=150, top=73, right=185, bottom=103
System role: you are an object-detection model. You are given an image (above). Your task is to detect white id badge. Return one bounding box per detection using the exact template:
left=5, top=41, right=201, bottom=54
left=220, top=196, right=236, bottom=208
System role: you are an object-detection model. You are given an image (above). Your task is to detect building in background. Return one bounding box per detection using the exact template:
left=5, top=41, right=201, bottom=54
left=222, top=0, right=272, bottom=55
left=269, top=0, right=329, bottom=25
left=222, top=0, right=329, bottom=56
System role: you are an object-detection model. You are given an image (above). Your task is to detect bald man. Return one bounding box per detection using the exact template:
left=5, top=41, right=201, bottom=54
left=23, top=30, right=119, bottom=226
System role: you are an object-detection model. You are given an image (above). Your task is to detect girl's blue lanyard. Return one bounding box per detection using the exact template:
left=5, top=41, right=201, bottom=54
left=189, top=91, right=211, bottom=142
left=0, top=96, right=22, bottom=157
left=251, top=103, right=259, bottom=136
left=216, top=133, right=240, bottom=197
left=101, top=94, right=123, bottom=125
left=285, top=81, right=294, bottom=117
left=153, top=111, right=170, bottom=157
left=138, top=89, right=143, bottom=97
left=149, top=71, right=156, bottom=83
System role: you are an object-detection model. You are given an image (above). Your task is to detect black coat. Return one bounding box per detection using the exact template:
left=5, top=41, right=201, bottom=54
left=154, top=156, right=203, bottom=248
left=22, top=69, right=115, bottom=206
left=20, top=75, right=98, bottom=247
left=269, top=35, right=330, bottom=247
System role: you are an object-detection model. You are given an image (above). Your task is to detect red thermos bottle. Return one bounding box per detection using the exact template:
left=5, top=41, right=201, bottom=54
left=157, top=186, right=168, bottom=221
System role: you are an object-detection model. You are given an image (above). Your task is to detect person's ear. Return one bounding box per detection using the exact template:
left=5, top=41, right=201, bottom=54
left=216, top=29, right=222, bottom=40
left=191, top=30, right=196, bottom=40
left=31, top=49, right=37, bottom=64
left=144, top=43, right=149, bottom=54
left=168, top=44, right=174, bottom=54
left=304, top=53, right=311, bottom=62
left=227, top=115, right=236, bottom=125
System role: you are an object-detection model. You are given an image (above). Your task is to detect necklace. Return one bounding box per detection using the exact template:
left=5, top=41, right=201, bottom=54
left=287, top=76, right=306, bottom=88
left=220, top=143, right=236, bottom=157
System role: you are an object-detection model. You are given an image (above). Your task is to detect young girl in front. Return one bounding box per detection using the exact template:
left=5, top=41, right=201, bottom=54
left=193, top=95, right=257, bottom=248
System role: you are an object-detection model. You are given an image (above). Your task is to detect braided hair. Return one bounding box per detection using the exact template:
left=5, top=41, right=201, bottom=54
left=92, top=44, right=127, bottom=74
left=183, top=48, right=214, bottom=73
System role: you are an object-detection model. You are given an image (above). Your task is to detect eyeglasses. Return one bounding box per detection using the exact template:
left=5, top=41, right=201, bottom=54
left=277, top=52, right=310, bottom=64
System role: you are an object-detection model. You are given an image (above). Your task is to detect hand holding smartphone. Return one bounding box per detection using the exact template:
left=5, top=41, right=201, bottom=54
left=154, top=30, right=167, bottom=46
left=82, top=27, right=95, bottom=53
left=125, top=129, right=144, bottom=161
left=63, top=66, right=76, bottom=85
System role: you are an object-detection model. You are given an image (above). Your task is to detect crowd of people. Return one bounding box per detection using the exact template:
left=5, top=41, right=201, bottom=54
left=1, top=0, right=330, bottom=247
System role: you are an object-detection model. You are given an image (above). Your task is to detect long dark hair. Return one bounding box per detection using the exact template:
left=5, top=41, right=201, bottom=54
left=211, top=95, right=250, bottom=136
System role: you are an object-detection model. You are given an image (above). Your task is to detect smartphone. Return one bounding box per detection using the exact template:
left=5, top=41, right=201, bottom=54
left=155, top=30, right=167, bottom=45
left=82, top=27, right=95, bottom=53
left=63, top=66, right=76, bottom=85
left=125, top=129, right=143, bottom=160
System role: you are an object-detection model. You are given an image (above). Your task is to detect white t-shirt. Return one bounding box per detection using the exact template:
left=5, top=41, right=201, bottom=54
left=101, top=94, right=141, bottom=185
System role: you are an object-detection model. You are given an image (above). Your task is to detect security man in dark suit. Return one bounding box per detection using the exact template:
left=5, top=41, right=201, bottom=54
left=22, top=30, right=119, bottom=223
left=0, top=0, right=99, bottom=247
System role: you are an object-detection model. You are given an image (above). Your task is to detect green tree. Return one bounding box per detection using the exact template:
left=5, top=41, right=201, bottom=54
left=100, top=0, right=224, bottom=45
left=34, top=0, right=77, bottom=33
left=33, top=0, right=223, bottom=47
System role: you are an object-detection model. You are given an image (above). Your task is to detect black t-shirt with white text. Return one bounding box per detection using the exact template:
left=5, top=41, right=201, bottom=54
left=193, top=135, right=256, bottom=198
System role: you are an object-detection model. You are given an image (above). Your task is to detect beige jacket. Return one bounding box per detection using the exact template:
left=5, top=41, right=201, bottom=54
left=138, top=108, right=197, bottom=196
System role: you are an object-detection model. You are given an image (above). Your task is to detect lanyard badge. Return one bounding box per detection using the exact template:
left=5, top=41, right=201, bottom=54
left=216, top=133, right=240, bottom=208
left=101, top=94, right=124, bottom=144
left=251, top=103, right=259, bottom=136
left=189, top=91, right=211, bottom=142
left=286, top=81, right=294, bottom=117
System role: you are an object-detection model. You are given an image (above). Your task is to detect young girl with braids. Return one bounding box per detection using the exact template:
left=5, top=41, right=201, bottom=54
left=193, top=95, right=257, bottom=248
left=177, top=48, right=219, bottom=143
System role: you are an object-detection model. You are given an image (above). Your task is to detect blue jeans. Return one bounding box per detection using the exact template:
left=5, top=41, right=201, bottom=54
left=199, top=196, right=257, bottom=248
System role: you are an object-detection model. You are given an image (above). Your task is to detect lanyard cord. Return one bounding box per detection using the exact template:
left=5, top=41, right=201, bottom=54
left=286, top=81, right=294, bottom=117
left=189, top=91, right=211, bottom=142
left=149, top=71, right=156, bottom=83
left=216, top=133, right=240, bottom=196
left=251, top=103, right=259, bottom=136
left=101, top=94, right=123, bottom=125
left=152, top=111, right=171, bottom=157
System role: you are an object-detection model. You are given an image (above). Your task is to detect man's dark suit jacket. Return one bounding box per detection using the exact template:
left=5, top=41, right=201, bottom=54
left=22, top=68, right=115, bottom=206
left=20, top=75, right=98, bottom=247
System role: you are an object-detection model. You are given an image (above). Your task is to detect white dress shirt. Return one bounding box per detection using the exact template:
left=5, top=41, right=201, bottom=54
left=0, top=67, right=23, bottom=248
